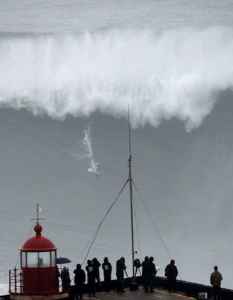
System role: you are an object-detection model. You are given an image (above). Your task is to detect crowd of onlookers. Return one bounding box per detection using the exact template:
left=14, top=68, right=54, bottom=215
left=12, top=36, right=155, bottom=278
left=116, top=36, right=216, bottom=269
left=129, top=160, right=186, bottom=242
left=59, top=257, right=223, bottom=300
left=58, top=256, right=179, bottom=298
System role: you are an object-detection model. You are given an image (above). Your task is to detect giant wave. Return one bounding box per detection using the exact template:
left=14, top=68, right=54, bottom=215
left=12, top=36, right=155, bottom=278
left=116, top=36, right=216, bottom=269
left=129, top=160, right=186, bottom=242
left=0, top=27, right=233, bottom=130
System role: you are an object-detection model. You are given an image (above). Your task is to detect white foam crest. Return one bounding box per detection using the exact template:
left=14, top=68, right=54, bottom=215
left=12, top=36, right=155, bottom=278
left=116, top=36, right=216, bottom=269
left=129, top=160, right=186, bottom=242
left=0, top=27, right=233, bottom=130
left=82, top=126, right=100, bottom=174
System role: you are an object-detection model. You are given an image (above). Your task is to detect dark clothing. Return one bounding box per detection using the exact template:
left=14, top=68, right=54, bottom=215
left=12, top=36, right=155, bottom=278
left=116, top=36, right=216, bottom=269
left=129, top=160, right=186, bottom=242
left=74, top=265, right=86, bottom=299
left=61, top=268, right=71, bottom=292
left=116, top=258, right=126, bottom=292
left=144, top=260, right=156, bottom=293
left=213, top=286, right=221, bottom=300
left=93, top=258, right=102, bottom=291
left=210, top=270, right=223, bottom=300
left=102, top=261, right=112, bottom=292
left=93, top=259, right=101, bottom=277
left=165, top=262, right=178, bottom=292
left=134, top=259, right=141, bottom=275
left=116, top=258, right=126, bottom=277
left=142, top=259, right=148, bottom=276
left=86, top=262, right=96, bottom=297
left=74, top=268, right=86, bottom=285
left=142, top=258, right=149, bottom=289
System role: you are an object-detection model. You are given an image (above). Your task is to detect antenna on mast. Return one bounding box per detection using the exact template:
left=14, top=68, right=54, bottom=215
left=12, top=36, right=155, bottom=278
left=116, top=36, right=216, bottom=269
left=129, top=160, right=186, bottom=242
left=128, top=105, right=132, bottom=157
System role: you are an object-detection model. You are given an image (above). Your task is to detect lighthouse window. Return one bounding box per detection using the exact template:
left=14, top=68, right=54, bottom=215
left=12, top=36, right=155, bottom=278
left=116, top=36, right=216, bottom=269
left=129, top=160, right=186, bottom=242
left=26, top=252, right=38, bottom=267
left=38, top=252, right=50, bottom=267
left=21, top=252, right=26, bottom=267
left=51, top=250, right=56, bottom=266
left=21, top=251, right=56, bottom=267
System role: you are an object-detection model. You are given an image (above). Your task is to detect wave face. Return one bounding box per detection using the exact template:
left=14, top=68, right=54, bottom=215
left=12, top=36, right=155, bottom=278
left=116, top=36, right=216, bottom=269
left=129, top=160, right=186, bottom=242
left=0, top=28, right=233, bottom=132
left=1, top=0, right=233, bottom=295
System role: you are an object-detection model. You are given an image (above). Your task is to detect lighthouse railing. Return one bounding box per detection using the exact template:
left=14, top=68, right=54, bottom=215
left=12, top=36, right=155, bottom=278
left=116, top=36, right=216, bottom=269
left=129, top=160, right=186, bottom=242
left=9, top=268, right=23, bottom=294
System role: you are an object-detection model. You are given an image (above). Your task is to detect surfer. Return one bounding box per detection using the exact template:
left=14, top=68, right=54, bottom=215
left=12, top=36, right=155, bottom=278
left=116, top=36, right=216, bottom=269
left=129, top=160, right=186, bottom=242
left=95, top=163, right=100, bottom=174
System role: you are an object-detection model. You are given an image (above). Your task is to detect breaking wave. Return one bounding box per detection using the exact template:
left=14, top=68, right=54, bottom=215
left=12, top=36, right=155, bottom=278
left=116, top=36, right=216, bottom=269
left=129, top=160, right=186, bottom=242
left=0, top=27, right=233, bottom=131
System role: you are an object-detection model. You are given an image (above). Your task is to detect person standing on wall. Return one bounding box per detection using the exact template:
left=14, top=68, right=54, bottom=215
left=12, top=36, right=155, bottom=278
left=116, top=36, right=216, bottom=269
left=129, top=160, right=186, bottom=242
left=165, top=259, right=178, bottom=293
left=210, top=266, right=223, bottom=300
left=102, top=257, right=112, bottom=292
left=142, top=256, right=149, bottom=289
left=86, top=260, right=96, bottom=297
left=73, top=264, right=86, bottom=299
left=92, top=257, right=102, bottom=291
left=61, top=267, right=71, bottom=292
left=116, top=257, right=127, bottom=293
left=144, top=256, right=156, bottom=293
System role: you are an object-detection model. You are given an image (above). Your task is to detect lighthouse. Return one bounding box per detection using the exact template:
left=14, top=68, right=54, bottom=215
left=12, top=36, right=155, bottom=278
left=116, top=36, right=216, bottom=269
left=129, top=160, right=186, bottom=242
left=9, top=205, right=69, bottom=300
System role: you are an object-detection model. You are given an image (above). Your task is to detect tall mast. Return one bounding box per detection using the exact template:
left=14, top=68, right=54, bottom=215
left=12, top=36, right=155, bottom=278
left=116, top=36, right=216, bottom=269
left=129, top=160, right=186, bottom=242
left=128, top=108, right=135, bottom=284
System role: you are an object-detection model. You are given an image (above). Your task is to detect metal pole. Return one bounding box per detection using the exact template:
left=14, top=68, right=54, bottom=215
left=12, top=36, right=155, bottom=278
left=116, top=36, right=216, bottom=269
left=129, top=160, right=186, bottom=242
left=128, top=107, right=135, bottom=284
left=128, top=154, right=135, bottom=283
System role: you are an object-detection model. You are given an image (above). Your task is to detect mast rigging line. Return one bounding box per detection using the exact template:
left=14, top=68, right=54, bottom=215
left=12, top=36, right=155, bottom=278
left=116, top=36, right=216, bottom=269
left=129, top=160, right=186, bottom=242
left=131, top=180, right=184, bottom=282
left=77, top=178, right=130, bottom=268
left=132, top=180, right=171, bottom=259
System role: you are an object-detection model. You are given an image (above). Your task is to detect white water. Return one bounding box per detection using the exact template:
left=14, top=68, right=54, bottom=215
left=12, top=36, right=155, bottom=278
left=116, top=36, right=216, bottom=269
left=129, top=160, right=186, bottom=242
left=0, top=28, right=233, bottom=132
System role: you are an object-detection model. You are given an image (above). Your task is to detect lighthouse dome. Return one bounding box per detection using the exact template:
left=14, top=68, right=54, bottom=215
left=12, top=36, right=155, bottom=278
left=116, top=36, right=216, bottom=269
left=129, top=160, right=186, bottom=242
left=21, top=223, right=57, bottom=251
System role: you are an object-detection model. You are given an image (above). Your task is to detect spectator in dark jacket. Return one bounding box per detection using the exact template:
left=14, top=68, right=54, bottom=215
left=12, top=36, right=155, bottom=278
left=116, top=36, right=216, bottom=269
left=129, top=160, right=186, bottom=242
left=86, top=260, right=96, bottom=297
left=142, top=256, right=149, bottom=289
left=61, top=267, right=71, bottom=292
left=210, top=266, right=223, bottom=300
left=144, top=256, right=156, bottom=293
left=102, top=257, right=112, bottom=292
left=92, top=257, right=102, bottom=291
left=116, top=257, right=126, bottom=293
left=73, top=264, right=86, bottom=299
left=165, top=259, right=178, bottom=293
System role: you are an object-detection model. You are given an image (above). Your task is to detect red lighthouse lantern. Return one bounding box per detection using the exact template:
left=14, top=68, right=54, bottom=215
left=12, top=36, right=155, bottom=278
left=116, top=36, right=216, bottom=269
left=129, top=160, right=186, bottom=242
left=9, top=205, right=69, bottom=300
left=20, top=222, right=59, bottom=294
